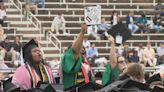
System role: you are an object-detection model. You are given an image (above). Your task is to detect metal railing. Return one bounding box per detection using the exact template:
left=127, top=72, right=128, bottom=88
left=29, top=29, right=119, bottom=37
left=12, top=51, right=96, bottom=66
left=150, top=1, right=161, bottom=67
left=8, top=0, right=42, bottom=40
left=46, top=31, right=62, bottom=58
left=91, top=66, right=162, bottom=73
left=8, top=0, right=23, bottom=21
left=25, top=11, right=46, bottom=57
left=6, top=0, right=23, bottom=32
left=6, top=0, right=44, bottom=56
left=8, top=0, right=62, bottom=60
left=26, top=11, right=42, bottom=40
left=46, top=31, right=62, bottom=60
left=1, top=65, right=162, bottom=73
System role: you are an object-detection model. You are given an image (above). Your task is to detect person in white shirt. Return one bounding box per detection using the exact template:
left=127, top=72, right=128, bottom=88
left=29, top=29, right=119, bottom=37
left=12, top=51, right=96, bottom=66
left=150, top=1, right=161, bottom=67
left=0, top=5, right=6, bottom=26
left=51, top=13, right=66, bottom=34
left=110, top=11, right=119, bottom=26
left=83, top=38, right=90, bottom=48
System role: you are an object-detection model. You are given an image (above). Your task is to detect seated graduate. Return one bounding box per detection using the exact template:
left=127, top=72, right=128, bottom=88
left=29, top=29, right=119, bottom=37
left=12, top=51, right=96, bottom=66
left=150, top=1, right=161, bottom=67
left=116, top=63, right=145, bottom=83
left=61, top=23, right=95, bottom=90
left=149, top=81, right=164, bottom=90
left=12, top=39, right=54, bottom=90
left=146, top=66, right=164, bottom=84
left=102, top=36, right=128, bottom=86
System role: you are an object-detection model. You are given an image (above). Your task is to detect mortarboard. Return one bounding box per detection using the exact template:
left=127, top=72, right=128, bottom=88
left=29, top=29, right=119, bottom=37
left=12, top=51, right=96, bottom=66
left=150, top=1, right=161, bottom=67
left=151, top=86, right=164, bottom=92
left=146, top=73, right=162, bottom=84
left=41, top=84, right=56, bottom=92
left=26, top=88, right=42, bottom=92
left=39, top=84, right=63, bottom=92
left=107, top=22, right=132, bottom=45
left=98, top=79, right=127, bottom=92
left=36, top=81, right=63, bottom=92
left=22, top=39, right=38, bottom=62
left=98, top=78, right=151, bottom=92
left=26, top=84, right=63, bottom=92
left=65, top=81, right=102, bottom=92
left=119, top=79, right=151, bottom=92
left=2, top=77, right=20, bottom=92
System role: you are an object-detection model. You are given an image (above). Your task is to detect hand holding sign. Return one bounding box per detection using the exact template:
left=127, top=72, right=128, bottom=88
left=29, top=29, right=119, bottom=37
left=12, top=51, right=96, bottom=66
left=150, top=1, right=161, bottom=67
left=81, top=23, right=88, bottom=33
left=84, top=5, right=101, bottom=25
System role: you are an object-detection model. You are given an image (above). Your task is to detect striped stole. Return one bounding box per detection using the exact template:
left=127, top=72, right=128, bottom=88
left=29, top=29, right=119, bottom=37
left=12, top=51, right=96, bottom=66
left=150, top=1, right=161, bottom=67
left=26, top=63, right=53, bottom=88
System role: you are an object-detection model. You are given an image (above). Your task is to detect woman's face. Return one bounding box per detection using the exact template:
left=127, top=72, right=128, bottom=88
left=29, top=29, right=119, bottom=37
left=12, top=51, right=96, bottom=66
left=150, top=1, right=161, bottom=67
left=31, top=47, right=42, bottom=64
left=117, top=57, right=127, bottom=73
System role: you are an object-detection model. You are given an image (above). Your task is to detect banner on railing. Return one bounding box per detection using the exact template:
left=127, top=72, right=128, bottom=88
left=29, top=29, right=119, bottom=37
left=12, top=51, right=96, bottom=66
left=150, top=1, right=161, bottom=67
left=84, top=5, right=101, bottom=25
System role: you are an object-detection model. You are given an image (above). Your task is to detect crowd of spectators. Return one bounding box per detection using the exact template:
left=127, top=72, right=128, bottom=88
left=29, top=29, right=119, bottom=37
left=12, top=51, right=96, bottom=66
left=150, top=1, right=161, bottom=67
left=114, top=42, right=164, bottom=67
left=0, top=35, right=22, bottom=67
left=0, top=0, right=163, bottom=69
left=82, top=36, right=163, bottom=68
left=21, top=0, right=164, bottom=36
left=0, top=0, right=163, bottom=91
left=81, top=10, right=163, bottom=40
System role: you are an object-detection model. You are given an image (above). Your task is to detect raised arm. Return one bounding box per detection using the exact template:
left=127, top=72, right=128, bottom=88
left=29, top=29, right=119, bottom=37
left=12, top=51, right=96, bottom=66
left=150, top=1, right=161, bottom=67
left=72, top=23, right=87, bottom=61
left=108, top=35, right=117, bottom=69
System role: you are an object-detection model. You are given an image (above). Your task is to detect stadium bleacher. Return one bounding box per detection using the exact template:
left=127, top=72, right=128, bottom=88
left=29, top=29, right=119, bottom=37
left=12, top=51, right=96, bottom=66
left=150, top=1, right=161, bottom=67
left=0, top=0, right=162, bottom=72
left=3, top=0, right=164, bottom=61
left=0, top=0, right=163, bottom=92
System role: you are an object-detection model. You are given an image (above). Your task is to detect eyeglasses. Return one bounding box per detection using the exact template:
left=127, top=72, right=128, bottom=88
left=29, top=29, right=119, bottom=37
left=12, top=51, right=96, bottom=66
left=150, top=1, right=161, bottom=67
left=118, top=61, right=126, bottom=64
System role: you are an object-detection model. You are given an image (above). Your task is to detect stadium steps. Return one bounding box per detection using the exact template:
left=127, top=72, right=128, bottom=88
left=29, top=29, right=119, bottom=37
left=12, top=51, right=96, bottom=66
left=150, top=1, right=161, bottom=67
left=5, top=0, right=164, bottom=61
left=4, top=1, right=61, bottom=61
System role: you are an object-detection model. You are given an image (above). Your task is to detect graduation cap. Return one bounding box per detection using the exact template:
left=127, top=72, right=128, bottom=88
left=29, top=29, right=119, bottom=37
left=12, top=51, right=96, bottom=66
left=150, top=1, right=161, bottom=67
left=98, top=79, right=127, bottom=92
left=65, top=81, right=102, bottom=92
left=107, top=22, right=132, bottom=45
left=36, top=81, right=63, bottom=92
left=26, top=88, right=42, bottom=92
left=26, top=84, right=63, bottom=92
left=41, top=84, right=56, bottom=92
left=98, top=78, right=151, bottom=92
left=39, top=84, right=63, bottom=92
left=146, top=73, right=161, bottom=84
left=119, top=79, right=151, bottom=92
left=151, top=86, right=164, bottom=92
left=2, top=77, right=21, bottom=92
left=22, top=39, right=38, bottom=62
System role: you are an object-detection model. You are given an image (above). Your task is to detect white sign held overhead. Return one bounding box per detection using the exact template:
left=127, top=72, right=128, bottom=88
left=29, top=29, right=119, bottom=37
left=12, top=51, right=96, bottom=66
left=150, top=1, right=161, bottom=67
left=84, top=5, right=101, bottom=25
